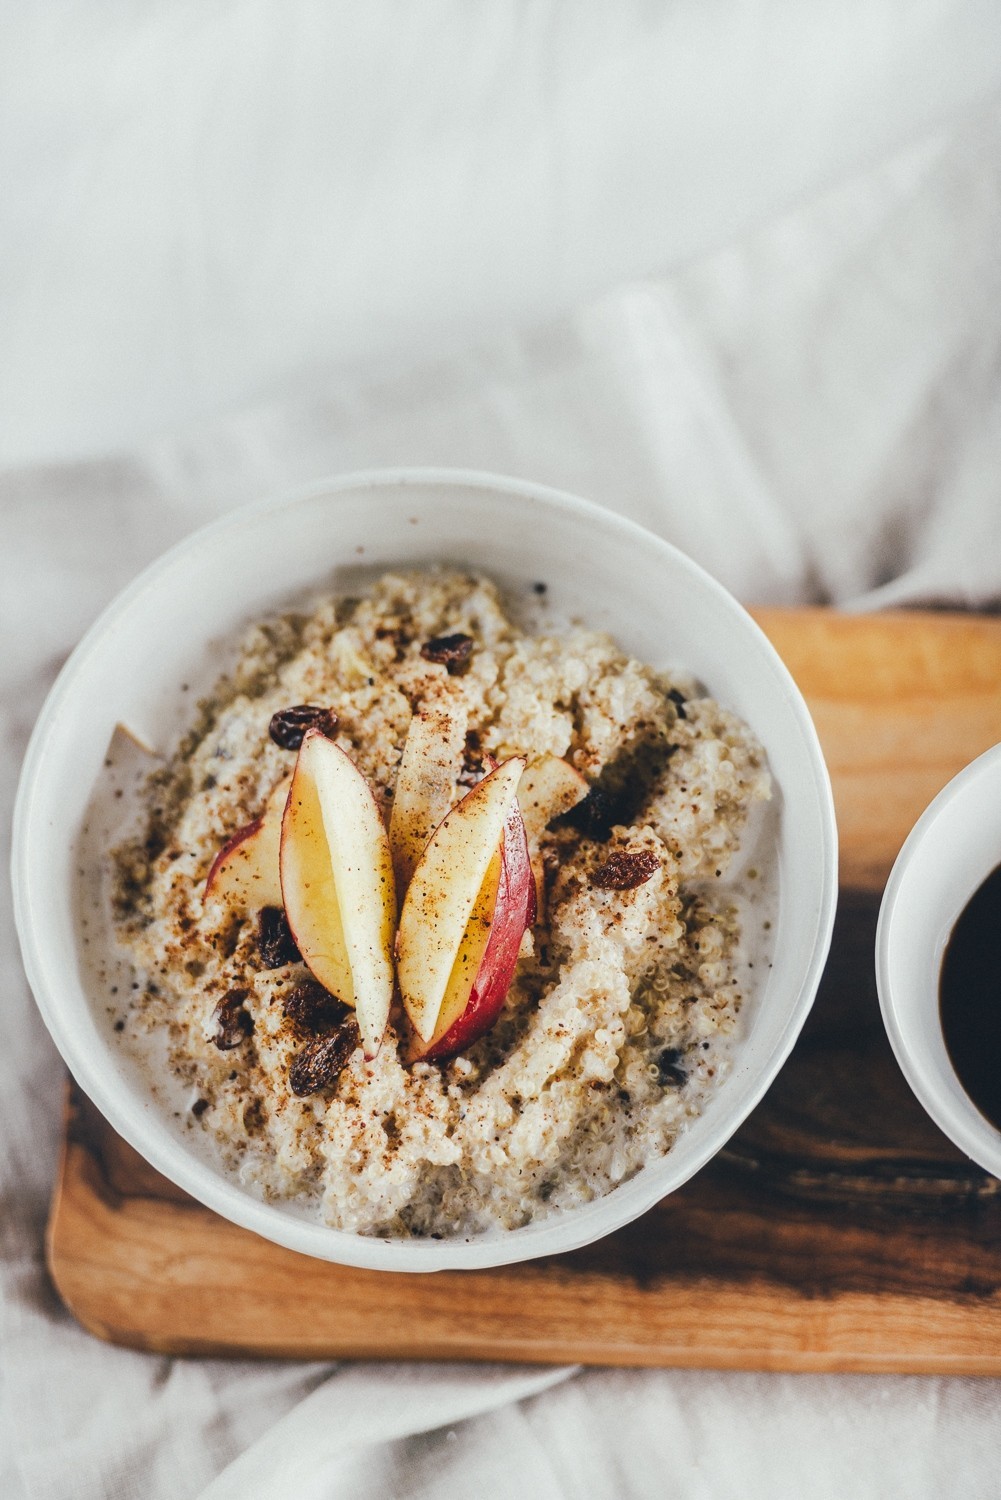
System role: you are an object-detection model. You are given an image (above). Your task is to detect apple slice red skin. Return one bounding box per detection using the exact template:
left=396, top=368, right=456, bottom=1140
left=204, top=815, right=264, bottom=893
left=203, top=775, right=291, bottom=911
left=420, top=798, right=536, bottom=1063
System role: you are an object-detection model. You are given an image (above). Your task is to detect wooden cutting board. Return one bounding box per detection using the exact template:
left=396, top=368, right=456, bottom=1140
left=47, top=608, right=1001, bottom=1372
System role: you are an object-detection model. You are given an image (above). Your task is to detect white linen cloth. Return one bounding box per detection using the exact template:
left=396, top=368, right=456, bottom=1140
left=4, top=5, right=1001, bottom=1497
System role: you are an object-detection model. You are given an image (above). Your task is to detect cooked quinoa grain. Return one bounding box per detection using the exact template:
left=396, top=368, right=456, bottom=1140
left=112, top=569, right=770, bottom=1237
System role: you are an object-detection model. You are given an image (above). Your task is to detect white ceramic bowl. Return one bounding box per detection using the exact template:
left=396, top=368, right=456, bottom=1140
left=13, top=468, right=838, bottom=1271
left=876, top=742, right=1001, bottom=1177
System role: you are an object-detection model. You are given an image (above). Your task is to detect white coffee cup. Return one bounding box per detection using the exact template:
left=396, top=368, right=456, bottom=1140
left=876, top=742, right=1001, bottom=1178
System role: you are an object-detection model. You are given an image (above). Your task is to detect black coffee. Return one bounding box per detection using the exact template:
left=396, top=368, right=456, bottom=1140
left=940, top=863, right=1001, bottom=1132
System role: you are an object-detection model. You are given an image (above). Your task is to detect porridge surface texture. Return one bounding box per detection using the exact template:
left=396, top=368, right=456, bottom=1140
left=113, top=570, right=770, bottom=1238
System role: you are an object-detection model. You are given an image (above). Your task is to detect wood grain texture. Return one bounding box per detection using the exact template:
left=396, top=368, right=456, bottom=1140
left=47, top=607, right=1001, bottom=1371
left=762, top=608, right=1001, bottom=891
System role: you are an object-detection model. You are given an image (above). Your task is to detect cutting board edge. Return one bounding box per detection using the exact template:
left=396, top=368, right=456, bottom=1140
left=44, top=606, right=1001, bottom=1368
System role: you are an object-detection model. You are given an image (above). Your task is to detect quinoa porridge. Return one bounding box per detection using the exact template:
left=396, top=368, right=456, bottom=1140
left=111, top=569, right=771, bottom=1238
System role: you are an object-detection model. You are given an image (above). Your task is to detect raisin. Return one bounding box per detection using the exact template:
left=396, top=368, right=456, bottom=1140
left=268, top=705, right=339, bottom=750
left=283, top=980, right=348, bottom=1034
left=657, top=1047, right=687, bottom=1087
left=288, top=1017, right=360, bottom=1096
left=213, top=989, right=253, bottom=1049
left=667, top=688, right=688, bottom=720
left=257, top=906, right=301, bottom=969
left=420, top=632, right=474, bottom=675
left=590, top=849, right=660, bottom=890
left=191, top=1097, right=210, bottom=1118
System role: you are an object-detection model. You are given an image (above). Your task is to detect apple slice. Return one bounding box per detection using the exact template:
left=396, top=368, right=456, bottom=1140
left=409, top=848, right=500, bottom=1060
left=388, top=703, right=467, bottom=893
left=517, top=754, right=589, bottom=844
left=516, top=754, right=589, bottom=912
left=279, top=730, right=397, bottom=1059
left=409, top=794, right=536, bottom=1061
left=203, top=774, right=292, bottom=912
left=396, top=755, right=526, bottom=1043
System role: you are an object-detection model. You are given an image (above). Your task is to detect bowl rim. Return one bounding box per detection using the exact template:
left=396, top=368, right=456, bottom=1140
left=12, top=465, right=839, bottom=1270
left=875, top=740, right=1001, bottom=1176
